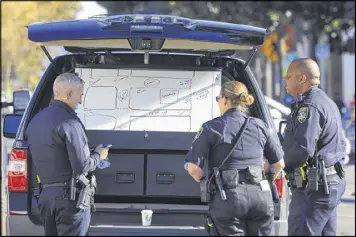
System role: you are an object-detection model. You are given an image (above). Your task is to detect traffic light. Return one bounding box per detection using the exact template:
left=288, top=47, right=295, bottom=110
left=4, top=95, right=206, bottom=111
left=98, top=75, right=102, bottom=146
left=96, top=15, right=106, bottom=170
left=262, top=32, right=279, bottom=64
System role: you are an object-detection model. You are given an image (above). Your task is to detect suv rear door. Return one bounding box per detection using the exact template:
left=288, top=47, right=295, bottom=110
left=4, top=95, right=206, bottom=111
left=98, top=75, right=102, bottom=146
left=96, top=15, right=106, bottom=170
left=6, top=14, right=287, bottom=235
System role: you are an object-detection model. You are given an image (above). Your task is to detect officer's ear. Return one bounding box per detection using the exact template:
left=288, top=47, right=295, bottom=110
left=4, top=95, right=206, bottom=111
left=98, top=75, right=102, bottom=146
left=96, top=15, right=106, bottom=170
left=66, top=90, right=73, bottom=100
left=223, top=97, right=229, bottom=106
left=299, top=74, right=307, bottom=84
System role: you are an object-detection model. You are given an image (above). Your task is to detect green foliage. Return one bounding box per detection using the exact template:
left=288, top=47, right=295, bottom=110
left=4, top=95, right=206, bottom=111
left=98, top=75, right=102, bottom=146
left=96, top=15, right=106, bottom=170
left=2, top=2, right=81, bottom=91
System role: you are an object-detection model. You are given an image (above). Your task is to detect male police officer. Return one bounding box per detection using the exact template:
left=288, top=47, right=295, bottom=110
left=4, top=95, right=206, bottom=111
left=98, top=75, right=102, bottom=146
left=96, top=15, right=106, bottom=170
left=26, top=73, right=110, bottom=236
left=282, top=58, right=346, bottom=236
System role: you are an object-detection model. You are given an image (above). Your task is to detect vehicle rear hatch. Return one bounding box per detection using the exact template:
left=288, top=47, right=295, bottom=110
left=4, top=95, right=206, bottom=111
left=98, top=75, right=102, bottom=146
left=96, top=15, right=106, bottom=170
left=28, top=14, right=266, bottom=54
left=25, top=14, right=270, bottom=234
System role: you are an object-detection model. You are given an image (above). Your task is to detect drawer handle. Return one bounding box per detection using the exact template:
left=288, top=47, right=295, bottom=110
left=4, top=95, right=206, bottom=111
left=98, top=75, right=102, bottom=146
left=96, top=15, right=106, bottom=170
left=156, top=172, right=175, bottom=184
left=116, top=172, right=135, bottom=183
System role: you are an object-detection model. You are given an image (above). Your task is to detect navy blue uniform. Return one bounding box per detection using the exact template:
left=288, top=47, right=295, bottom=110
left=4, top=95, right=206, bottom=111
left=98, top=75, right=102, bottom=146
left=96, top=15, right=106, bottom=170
left=26, top=100, right=101, bottom=236
left=282, top=86, right=346, bottom=236
left=186, top=108, right=284, bottom=236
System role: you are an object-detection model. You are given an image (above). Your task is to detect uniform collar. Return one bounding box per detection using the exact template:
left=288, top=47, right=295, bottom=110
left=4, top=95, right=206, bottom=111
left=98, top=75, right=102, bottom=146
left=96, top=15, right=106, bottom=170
left=50, top=99, right=77, bottom=116
left=296, top=86, right=319, bottom=104
left=223, top=108, right=246, bottom=117
left=302, top=85, right=319, bottom=97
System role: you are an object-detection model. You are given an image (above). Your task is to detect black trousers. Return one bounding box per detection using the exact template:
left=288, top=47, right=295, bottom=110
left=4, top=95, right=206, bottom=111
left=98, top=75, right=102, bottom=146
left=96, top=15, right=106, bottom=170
left=38, top=187, right=91, bottom=236
left=209, top=183, right=274, bottom=236
left=288, top=175, right=345, bottom=236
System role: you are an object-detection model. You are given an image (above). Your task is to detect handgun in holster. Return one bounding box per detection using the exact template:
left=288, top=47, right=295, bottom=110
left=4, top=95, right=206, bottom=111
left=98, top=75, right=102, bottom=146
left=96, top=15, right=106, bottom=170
left=204, top=214, right=219, bottom=236
left=76, top=173, right=97, bottom=211
left=334, top=161, right=345, bottom=179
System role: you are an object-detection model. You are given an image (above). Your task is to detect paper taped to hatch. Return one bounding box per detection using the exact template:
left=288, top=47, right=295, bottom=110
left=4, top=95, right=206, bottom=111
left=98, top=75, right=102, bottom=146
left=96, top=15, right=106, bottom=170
left=75, top=68, right=221, bottom=132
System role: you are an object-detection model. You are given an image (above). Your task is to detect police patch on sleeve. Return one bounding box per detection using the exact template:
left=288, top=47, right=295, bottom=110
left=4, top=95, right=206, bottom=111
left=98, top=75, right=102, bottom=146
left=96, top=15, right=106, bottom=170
left=297, top=106, right=309, bottom=123
left=193, top=126, right=204, bottom=143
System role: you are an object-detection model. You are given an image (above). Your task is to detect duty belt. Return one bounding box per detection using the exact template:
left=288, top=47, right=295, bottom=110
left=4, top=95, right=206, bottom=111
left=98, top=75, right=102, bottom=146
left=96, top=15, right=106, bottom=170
left=220, top=169, right=262, bottom=185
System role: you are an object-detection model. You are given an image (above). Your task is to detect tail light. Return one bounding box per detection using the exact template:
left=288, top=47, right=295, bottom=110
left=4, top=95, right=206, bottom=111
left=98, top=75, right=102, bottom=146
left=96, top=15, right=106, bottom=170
left=275, top=176, right=285, bottom=198
left=8, top=149, right=28, bottom=192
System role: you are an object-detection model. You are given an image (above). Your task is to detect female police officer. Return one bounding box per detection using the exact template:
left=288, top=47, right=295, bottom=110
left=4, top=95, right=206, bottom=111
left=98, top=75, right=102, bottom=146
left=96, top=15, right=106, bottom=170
left=185, top=81, right=285, bottom=236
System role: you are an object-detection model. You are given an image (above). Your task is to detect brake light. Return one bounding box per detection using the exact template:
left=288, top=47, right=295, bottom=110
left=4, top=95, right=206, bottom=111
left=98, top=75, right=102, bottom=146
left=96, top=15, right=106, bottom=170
left=8, top=149, right=28, bottom=192
left=275, top=177, right=285, bottom=198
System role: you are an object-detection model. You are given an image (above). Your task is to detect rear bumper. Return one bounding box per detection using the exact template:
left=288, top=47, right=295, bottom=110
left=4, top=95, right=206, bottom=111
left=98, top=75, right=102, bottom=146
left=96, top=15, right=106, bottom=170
left=7, top=214, right=287, bottom=236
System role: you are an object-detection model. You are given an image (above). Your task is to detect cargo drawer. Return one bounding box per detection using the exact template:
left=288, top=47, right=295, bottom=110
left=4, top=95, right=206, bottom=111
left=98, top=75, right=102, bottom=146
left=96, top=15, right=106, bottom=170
left=146, top=154, right=200, bottom=197
left=95, top=154, right=145, bottom=196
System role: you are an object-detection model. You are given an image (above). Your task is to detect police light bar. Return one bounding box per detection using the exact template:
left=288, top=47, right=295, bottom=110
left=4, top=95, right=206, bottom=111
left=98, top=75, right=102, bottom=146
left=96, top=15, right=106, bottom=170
left=94, top=14, right=197, bottom=30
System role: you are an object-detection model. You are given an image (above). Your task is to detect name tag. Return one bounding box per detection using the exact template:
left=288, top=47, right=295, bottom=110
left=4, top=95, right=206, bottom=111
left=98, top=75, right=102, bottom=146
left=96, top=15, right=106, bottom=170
left=260, top=180, right=271, bottom=191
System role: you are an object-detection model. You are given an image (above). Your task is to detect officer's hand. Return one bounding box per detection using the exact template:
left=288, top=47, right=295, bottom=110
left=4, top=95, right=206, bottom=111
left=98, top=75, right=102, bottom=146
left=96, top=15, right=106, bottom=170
left=94, top=144, right=110, bottom=160
left=97, top=159, right=111, bottom=169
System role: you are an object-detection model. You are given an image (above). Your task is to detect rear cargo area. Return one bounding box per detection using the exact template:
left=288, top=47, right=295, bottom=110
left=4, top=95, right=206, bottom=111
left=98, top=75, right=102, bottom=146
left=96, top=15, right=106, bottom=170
left=86, top=130, right=209, bottom=232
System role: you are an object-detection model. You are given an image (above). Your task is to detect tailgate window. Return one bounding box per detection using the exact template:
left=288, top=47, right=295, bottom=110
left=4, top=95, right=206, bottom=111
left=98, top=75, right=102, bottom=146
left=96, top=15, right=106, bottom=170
left=75, top=68, right=221, bottom=132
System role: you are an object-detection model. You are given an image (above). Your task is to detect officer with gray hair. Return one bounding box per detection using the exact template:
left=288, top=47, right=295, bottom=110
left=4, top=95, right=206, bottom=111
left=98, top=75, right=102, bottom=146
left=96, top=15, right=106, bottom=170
left=26, top=73, right=111, bottom=236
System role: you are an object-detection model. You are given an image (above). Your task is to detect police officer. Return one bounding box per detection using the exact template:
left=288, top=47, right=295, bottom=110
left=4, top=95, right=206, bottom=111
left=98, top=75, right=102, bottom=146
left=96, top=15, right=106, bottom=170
left=282, top=58, right=346, bottom=236
left=185, top=81, right=285, bottom=236
left=26, top=73, right=110, bottom=236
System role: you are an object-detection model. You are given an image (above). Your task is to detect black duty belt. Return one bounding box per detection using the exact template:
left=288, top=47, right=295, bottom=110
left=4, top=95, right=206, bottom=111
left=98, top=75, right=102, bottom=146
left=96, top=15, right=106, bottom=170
left=42, top=182, right=69, bottom=189
left=221, top=169, right=255, bottom=184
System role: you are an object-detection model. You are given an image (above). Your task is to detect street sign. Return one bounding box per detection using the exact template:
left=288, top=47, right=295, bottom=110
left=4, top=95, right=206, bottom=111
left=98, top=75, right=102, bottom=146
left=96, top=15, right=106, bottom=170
left=315, top=43, right=330, bottom=59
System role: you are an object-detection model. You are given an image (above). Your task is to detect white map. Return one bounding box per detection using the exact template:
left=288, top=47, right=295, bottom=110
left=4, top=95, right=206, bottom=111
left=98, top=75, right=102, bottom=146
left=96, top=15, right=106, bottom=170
left=75, top=68, right=221, bottom=132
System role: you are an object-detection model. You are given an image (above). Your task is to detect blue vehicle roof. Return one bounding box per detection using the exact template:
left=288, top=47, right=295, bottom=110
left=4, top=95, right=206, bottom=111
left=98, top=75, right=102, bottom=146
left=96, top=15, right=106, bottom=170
left=27, top=14, right=267, bottom=50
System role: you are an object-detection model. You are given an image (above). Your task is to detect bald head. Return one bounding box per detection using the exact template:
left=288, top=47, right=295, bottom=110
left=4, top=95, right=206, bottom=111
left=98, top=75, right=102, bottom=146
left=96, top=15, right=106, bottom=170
left=291, top=58, right=320, bottom=85
left=53, top=73, right=85, bottom=109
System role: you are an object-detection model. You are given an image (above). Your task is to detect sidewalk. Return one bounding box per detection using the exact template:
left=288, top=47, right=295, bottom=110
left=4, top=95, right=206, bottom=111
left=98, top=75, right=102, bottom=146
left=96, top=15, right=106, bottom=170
left=337, top=165, right=355, bottom=236
left=342, top=165, right=355, bottom=202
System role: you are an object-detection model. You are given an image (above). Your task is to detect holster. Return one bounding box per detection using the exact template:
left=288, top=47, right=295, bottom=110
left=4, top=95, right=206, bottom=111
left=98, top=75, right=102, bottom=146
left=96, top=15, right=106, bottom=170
left=246, top=165, right=263, bottom=185
left=200, top=177, right=210, bottom=203
left=334, top=161, right=345, bottom=179
left=204, top=214, right=219, bottom=236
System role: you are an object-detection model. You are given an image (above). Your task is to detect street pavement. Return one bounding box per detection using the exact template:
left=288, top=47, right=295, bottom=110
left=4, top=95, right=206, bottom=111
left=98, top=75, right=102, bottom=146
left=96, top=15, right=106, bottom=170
left=337, top=164, right=355, bottom=236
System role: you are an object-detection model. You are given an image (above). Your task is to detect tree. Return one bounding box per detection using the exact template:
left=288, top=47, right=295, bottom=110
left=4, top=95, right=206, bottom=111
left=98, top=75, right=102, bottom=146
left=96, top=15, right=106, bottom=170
left=1, top=2, right=81, bottom=93
left=97, top=1, right=355, bottom=58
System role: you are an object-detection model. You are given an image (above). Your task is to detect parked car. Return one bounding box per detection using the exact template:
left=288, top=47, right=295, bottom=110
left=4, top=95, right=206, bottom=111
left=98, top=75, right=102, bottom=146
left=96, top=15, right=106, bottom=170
left=264, top=96, right=291, bottom=133
left=3, top=14, right=289, bottom=236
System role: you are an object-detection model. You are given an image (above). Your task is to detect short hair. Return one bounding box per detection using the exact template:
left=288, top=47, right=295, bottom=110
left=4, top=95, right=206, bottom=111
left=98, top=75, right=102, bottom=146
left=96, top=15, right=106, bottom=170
left=220, top=81, right=254, bottom=113
left=292, top=58, right=320, bottom=81
left=53, top=73, right=84, bottom=96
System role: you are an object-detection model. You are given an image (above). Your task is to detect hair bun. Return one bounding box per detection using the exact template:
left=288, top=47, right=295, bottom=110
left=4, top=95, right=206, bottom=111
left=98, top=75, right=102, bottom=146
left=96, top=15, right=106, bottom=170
left=240, top=92, right=255, bottom=106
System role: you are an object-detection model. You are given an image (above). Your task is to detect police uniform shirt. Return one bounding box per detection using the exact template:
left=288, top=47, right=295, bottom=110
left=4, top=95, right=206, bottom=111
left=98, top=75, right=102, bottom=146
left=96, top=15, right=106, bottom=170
left=26, top=100, right=100, bottom=184
left=282, top=86, right=347, bottom=172
left=185, top=109, right=284, bottom=170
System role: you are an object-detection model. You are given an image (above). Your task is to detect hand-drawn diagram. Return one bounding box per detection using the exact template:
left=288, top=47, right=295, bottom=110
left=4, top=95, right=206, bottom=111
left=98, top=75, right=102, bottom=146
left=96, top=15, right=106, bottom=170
left=129, top=87, right=191, bottom=110
left=160, top=89, right=179, bottom=104
left=118, top=89, right=129, bottom=102
left=75, top=68, right=221, bottom=132
left=84, top=86, right=117, bottom=110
